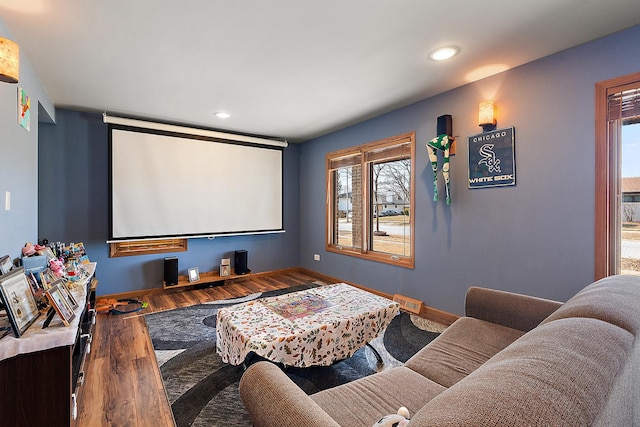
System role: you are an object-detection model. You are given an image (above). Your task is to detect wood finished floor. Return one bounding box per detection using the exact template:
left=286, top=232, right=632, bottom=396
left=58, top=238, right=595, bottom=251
left=77, top=269, right=333, bottom=427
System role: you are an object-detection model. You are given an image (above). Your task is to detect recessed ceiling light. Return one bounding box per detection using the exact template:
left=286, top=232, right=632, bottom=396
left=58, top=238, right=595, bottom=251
left=428, top=46, right=460, bottom=61
left=215, top=112, right=231, bottom=119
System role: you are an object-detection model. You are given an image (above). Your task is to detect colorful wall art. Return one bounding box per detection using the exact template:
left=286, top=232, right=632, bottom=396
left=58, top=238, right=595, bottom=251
left=18, top=87, right=30, bottom=131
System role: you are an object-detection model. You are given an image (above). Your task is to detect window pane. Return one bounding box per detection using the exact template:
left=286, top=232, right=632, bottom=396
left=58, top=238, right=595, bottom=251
left=621, top=121, right=640, bottom=276
left=334, top=165, right=362, bottom=250
left=371, top=158, right=411, bottom=256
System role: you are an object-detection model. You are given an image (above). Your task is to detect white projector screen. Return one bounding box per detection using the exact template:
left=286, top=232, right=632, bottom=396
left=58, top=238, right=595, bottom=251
left=109, top=126, right=284, bottom=241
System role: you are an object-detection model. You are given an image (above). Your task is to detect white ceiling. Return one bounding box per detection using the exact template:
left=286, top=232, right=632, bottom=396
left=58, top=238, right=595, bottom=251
left=2, top=0, right=640, bottom=142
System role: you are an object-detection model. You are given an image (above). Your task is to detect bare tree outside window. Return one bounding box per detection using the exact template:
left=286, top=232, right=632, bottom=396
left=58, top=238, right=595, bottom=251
left=623, top=203, right=637, bottom=223
left=372, top=159, right=411, bottom=255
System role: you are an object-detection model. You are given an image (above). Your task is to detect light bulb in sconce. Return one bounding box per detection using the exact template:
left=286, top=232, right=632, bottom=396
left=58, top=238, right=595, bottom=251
left=0, top=37, right=19, bottom=84
left=478, top=100, right=497, bottom=132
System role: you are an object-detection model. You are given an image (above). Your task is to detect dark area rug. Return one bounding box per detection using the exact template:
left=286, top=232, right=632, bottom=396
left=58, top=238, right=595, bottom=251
left=145, top=283, right=441, bottom=427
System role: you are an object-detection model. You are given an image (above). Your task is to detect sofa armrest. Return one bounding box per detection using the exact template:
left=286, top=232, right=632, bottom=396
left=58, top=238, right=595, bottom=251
left=239, top=361, right=340, bottom=427
left=465, top=287, right=562, bottom=332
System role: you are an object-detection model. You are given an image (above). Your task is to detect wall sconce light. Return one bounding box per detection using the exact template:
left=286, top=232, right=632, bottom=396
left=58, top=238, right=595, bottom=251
left=0, top=37, right=20, bottom=84
left=478, top=100, right=496, bottom=132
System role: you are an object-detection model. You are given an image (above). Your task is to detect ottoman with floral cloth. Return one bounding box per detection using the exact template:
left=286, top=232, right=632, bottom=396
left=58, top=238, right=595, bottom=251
left=216, top=283, right=400, bottom=367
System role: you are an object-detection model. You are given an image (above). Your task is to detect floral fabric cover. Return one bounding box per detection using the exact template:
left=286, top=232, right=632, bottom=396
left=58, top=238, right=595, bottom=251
left=216, top=283, right=400, bottom=367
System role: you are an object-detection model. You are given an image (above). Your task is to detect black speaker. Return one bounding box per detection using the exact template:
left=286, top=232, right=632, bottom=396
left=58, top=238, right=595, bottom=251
left=164, top=257, right=178, bottom=286
left=234, top=250, right=249, bottom=275
left=437, top=114, right=453, bottom=137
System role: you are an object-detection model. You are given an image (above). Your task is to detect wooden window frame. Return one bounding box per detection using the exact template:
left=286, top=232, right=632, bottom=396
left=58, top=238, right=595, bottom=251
left=326, top=132, right=415, bottom=269
left=594, top=71, right=640, bottom=279
left=109, top=238, right=188, bottom=257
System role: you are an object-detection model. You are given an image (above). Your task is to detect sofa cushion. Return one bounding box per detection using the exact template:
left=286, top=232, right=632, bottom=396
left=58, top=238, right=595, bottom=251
left=311, top=366, right=445, bottom=427
left=404, top=317, right=524, bottom=387
left=409, top=317, right=633, bottom=426
left=466, top=286, right=562, bottom=332
left=240, top=361, right=340, bottom=427
left=541, top=275, right=640, bottom=335
left=593, top=336, right=640, bottom=426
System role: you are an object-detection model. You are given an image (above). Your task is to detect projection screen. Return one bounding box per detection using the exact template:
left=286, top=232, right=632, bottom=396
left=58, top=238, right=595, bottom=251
left=109, top=123, right=284, bottom=241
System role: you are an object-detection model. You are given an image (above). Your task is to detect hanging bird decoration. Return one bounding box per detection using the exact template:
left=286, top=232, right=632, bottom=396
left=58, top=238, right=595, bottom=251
left=427, top=133, right=454, bottom=205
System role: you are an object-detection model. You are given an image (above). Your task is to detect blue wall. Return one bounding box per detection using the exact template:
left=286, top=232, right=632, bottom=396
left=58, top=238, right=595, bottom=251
left=38, top=109, right=301, bottom=295
left=16, top=20, right=640, bottom=310
left=299, top=25, right=640, bottom=315
left=0, top=18, right=53, bottom=261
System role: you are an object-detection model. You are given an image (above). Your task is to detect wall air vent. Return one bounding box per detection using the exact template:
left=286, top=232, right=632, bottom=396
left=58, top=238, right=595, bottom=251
left=393, top=294, right=423, bottom=314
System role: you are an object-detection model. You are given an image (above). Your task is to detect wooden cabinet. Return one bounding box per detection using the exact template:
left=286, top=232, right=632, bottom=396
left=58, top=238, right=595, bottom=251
left=163, top=268, right=252, bottom=289
left=0, top=264, right=97, bottom=426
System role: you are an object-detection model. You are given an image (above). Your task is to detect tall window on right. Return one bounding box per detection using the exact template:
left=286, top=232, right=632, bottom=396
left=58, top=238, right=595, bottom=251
left=595, top=72, right=640, bottom=278
left=326, top=132, right=415, bottom=268
left=609, top=87, right=640, bottom=276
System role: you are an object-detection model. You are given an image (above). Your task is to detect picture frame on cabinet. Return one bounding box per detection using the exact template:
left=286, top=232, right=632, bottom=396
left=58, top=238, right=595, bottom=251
left=25, top=271, right=40, bottom=293
left=39, top=268, right=57, bottom=289
left=50, top=278, right=79, bottom=311
left=220, top=265, right=230, bottom=277
left=188, top=267, right=200, bottom=282
left=36, top=246, right=56, bottom=261
left=0, top=255, right=12, bottom=275
left=0, top=267, right=40, bottom=337
left=45, top=281, right=76, bottom=326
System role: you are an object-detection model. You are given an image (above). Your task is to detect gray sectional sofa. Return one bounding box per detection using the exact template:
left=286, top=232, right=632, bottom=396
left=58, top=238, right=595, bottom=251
left=239, top=275, right=640, bottom=426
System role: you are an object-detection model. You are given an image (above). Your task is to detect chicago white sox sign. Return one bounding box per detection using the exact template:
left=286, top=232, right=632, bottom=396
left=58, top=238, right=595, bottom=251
left=468, top=127, right=516, bottom=189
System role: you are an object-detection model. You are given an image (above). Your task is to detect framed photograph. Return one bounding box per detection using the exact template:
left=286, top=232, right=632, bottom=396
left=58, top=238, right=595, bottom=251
left=36, top=246, right=56, bottom=261
left=220, top=264, right=230, bottom=277
left=0, top=255, right=12, bottom=275
left=50, top=278, right=79, bottom=310
left=45, top=281, right=76, bottom=326
left=39, top=268, right=58, bottom=289
left=26, top=271, right=40, bottom=293
left=0, top=267, right=40, bottom=337
left=188, top=267, right=200, bottom=282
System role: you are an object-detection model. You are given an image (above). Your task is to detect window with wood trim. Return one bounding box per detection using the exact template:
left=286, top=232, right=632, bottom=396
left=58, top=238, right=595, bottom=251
left=109, top=239, right=188, bottom=257
left=595, top=72, right=640, bottom=279
left=326, top=132, right=415, bottom=268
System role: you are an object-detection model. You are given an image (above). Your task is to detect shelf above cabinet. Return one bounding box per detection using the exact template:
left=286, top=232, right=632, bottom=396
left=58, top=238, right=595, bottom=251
left=163, top=268, right=252, bottom=290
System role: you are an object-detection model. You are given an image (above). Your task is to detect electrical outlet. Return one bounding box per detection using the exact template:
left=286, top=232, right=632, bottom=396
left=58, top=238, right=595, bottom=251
left=313, top=254, right=320, bottom=261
